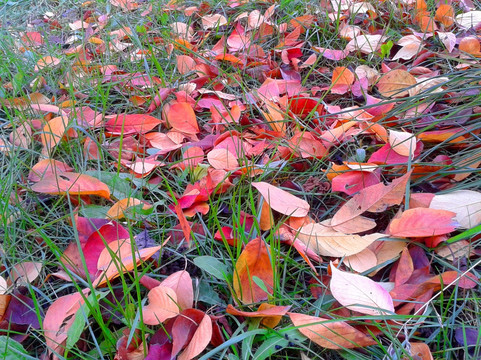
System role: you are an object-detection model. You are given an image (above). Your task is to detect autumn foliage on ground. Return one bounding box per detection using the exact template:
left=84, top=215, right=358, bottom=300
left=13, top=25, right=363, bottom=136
left=1, top=0, right=481, bottom=359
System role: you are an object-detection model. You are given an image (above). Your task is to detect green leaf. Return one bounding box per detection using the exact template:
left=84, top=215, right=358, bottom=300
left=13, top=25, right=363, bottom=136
left=194, top=256, right=231, bottom=280
left=79, top=205, right=109, bottom=218
left=253, top=330, right=306, bottom=360
left=381, top=40, right=393, bottom=59
left=66, top=291, right=109, bottom=351
left=446, top=223, right=481, bottom=244
left=252, top=276, right=269, bottom=295
left=198, top=281, right=224, bottom=305
left=0, top=336, right=31, bottom=360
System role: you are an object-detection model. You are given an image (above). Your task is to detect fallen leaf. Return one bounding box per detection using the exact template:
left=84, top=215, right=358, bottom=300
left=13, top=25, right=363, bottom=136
left=142, top=286, right=180, bottom=325
left=389, top=130, right=417, bottom=157
left=31, top=172, right=111, bottom=199
left=330, top=263, right=395, bottom=316
left=105, top=114, right=161, bottom=135
left=233, top=237, right=274, bottom=304
left=297, top=223, right=384, bottom=257
left=376, top=69, right=417, bottom=98
left=43, top=291, right=87, bottom=357
left=207, top=148, right=239, bottom=170
left=429, top=190, right=481, bottom=228
left=252, top=182, right=310, bottom=217
left=106, top=198, right=152, bottom=219
left=345, top=248, right=378, bottom=273
left=289, top=312, right=377, bottom=349
left=160, top=270, right=194, bottom=310
left=202, top=14, right=228, bottom=29
left=41, top=116, right=70, bottom=152
left=9, top=262, right=42, bottom=286
left=388, top=208, right=457, bottom=237
left=331, top=172, right=411, bottom=233
left=167, top=102, right=199, bottom=134
left=455, top=11, right=481, bottom=29
left=94, top=239, right=161, bottom=287
left=176, top=311, right=213, bottom=360
left=28, top=159, right=73, bottom=182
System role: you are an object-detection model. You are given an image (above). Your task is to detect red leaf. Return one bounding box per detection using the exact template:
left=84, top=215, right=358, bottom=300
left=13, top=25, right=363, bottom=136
left=388, top=208, right=458, bottom=237
left=167, top=102, right=199, bottom=134
left=105, top=114, right=161, bottom=135
left=331, top=171, right=381, bottom=196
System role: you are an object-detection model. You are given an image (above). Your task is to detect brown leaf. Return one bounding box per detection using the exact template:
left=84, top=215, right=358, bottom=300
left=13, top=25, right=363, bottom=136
left=376, top=69, right=417, bottom=98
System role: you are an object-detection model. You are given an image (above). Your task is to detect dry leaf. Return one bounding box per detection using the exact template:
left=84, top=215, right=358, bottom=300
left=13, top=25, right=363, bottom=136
left=330, top=263, right=395, bottom=315
left=289, top=312, right=377, bottom=349
left=376, top=69, right=417, bottom=98
left=252, top=182, right=310, bottom=217
left=429, top=190, right=481, bottom=228
left=297, top=223, right=384, bottom=257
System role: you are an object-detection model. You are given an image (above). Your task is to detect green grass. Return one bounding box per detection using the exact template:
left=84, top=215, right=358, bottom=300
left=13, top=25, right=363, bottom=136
left=0, top=0, right=481, bottom=359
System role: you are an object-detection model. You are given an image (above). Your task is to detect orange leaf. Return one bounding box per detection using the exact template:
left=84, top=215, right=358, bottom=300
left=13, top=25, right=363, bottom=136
left=408, top=342, right=434, bottom=360
left=161, top=270, right=194, bottom=310
left=41, top=116, right=70, bottom=153
left=105, top=114, right=161, bottom=135
left=94, top=239, right=161, bottom=287
left=215, top=53, right=243, bottom=65
left=233, top=237, right=274, bottom=304
left=331, top=66, right=355, bottom=94
left=28, top=158, right=73, bottom=182
left=167, top=102, right=199, bottom=134
left=142, top=285, right=180, bottom=325
left=420, top=16, right=437, bottom=32
left=259, top=200, right=274, bottom=231
left=435, top=4, right=454, bottom=27
left=459, top=36, right=481, bottom=57
left=176, top=311, right=213, bottom=360
left=388, top=208, right=457, bottom=237
left=376, top=69, right=417, bottom=98
left=227, top=303, right=290, bottom=327
left=35, top=56, right=61, bottom=71
left=289, top=312, right=377, bottom=349
left=31, top=172, right=111, bottom=199
left=106, top=198, right=152, bottom=219
left=252, top=182, right=310, bottom=217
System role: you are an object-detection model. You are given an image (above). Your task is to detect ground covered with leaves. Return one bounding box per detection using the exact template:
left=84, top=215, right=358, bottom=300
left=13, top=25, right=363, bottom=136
left=1, top=0, right=481, bottom=359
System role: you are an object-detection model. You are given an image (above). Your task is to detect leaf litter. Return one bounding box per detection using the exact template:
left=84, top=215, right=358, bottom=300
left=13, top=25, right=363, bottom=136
left=1, top=0, right=481, bottom=359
